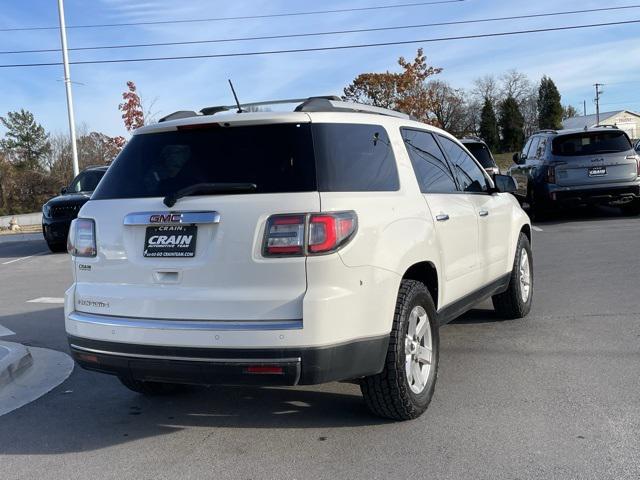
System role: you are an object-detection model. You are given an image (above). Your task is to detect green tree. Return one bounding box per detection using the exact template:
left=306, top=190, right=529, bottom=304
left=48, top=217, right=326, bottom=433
left=499, top=96, right=525, bottom=152
left=479, top=98, right=500, bottom=152
left=0, top=109, right=51, bottom=170
left=537, top=76, right=563, bottom=130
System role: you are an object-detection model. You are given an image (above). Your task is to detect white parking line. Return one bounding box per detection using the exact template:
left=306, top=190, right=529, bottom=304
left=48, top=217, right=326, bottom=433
left=532, top=226, right=544, bottom=232
left=1, top=251, right=48, bottom=265
left=0, top=325, right=15, bottom=337
left=27, top=297, right=65, bottom=304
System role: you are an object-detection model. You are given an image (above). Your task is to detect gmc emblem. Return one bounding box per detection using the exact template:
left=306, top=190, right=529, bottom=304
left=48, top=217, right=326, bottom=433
left=149, top=213, right=182, bottom=223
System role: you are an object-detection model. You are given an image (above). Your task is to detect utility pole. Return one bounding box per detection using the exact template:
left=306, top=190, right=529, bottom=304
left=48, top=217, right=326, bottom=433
left=583, top=100, right=587, bottom=117
left=594, top=83, right=604, bottom=126
left=57, top=0, right=79, bottom=177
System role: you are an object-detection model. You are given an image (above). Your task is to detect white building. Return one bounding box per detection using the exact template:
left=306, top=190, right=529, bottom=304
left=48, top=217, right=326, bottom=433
left=563, top=110, right=640, bottom=140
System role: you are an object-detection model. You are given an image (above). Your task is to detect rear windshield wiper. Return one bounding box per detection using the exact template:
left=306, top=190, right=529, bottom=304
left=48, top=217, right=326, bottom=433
left=163, top=182, right=257, bottom=207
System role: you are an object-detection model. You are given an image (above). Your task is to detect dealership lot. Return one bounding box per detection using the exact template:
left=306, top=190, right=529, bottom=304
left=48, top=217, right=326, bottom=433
left=0, top=209, right=639, bottom=480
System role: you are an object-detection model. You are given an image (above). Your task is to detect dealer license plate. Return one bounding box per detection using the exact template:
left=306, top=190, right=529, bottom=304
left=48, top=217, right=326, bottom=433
left=143, top=225, right=197, bottom=258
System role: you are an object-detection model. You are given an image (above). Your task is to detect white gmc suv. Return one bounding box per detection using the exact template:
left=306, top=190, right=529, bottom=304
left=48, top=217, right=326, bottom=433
left=65, top=97, right=533, bottom=420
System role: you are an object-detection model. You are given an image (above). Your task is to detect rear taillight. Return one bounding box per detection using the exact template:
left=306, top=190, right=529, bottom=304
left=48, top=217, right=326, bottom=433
left=263, top=214, right=306, bottom=256
left=546, top=165, right=556, bottom=184
left=67, top=218, right=97, bottom=257
left=263, top=211, right=357, bottom=257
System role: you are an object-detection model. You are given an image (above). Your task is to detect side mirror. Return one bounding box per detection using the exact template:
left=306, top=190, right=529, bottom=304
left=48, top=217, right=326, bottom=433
left=512, top=152, right=524, bottom=165
left=493, top=174, right=517, bottom=194
left=60, top=186, right=68, bottom=195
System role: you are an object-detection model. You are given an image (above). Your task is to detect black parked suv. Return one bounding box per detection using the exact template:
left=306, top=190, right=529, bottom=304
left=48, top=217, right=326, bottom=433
left=508, top=126, right=640, bottom=218
left=42, top=166, right=108, bottom=252
left=460, top=137, right=500, bottom=175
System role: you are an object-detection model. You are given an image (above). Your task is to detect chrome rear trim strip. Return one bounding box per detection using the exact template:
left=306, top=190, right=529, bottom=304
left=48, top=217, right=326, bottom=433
left=69, top=311, right=303, bottom=331
left=123, top=211, right=220, bottom=226
left=70, top=343, right=301, bottom=364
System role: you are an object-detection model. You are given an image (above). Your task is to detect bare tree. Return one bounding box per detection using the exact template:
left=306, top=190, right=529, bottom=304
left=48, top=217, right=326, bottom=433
left=472, top=75, right=500, bottom=104
left=500, top=70, right=533, bottom=103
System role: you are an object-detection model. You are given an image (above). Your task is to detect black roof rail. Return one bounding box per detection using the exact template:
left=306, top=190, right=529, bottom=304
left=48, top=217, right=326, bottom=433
left=533, top=129, right=558, bottom=135
left=295, top=97, right=411, bottom=119
left=158, top=110, right=200, bottom=123
left=593, top=124, right=619, bottom=129
left=198, top=96, right=411, bottom=120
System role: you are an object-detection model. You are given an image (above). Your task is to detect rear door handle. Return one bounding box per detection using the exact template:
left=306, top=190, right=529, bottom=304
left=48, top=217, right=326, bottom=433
left=479, top=210, right=489, bottom=217
left=435, top=214, right=450, bottom=222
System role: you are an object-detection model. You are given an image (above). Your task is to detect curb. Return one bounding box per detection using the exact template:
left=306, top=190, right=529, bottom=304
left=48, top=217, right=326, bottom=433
left=0, top=341, right=34, bottom=389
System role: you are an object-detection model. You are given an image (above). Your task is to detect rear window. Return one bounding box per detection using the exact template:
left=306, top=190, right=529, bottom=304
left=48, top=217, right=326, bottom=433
left=552, top=131, right=632, bottom=157
left=463, top=142, right=495, bottom=168
left=70, top=170, right=105, bottom=193
left=93, top=124, right=316, bottom=200
left=93, top=122, right=398, bottom=200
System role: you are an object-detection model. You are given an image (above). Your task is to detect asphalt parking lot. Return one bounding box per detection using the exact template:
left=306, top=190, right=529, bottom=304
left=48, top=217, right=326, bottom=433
left=0, top=208, right=639, bottom=480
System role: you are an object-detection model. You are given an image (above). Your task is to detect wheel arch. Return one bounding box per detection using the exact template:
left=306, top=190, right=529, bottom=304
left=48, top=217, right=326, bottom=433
left=402, top=261, right=439, bottom=310
left=520, top=223, right=532, bottom=245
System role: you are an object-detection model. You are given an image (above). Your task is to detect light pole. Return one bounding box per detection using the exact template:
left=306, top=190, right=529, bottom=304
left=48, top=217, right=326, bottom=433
left=594, top=83, right=604, bottom=127
left=57, top=0, right=79, bottom=177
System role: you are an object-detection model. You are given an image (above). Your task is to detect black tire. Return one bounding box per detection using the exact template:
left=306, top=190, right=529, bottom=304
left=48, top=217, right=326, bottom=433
left=118, top=376, right=182, bottom=395
left=621, top=200, right=640, bottom=216
left=360, top=280, right=439, bottom=421
left=492, top=233, right=533, bottom=319
left=46, top=239, right=67, bottom=253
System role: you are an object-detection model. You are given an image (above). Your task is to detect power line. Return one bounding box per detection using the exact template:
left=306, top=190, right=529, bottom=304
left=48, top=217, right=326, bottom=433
left=2, top=5, right=638, bottom=56
left=1, top=18, right=639, bottom=69
left=0, top=0, right=464, bottom=32
left=600, top=100, right=640, bottom=106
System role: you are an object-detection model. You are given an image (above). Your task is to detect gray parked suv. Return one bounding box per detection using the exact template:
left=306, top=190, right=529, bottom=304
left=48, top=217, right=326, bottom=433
left=509, top=126, right=640, bottom=217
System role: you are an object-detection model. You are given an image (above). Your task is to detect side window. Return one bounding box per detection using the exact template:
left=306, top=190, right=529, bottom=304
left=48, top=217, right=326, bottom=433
left=313, top=124, right=399, bottom=192
left=535, top=137, right=548, bottom=159
left=522, top=138, right=533, bottom=158
left=401, top=128, right=457, bottom=193
left=526, top=137, right=540, bottom=160
left=438, top=136, right=489, bottom=193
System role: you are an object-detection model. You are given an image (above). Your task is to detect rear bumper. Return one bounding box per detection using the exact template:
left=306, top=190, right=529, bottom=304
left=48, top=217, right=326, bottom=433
left=68, top=334, right=389, bottom=386
left=540, top=182, right=640, bottom=207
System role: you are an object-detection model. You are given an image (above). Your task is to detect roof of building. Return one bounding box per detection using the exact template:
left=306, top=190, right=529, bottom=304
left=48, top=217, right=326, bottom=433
left=562, top=110, right=640, bottom=130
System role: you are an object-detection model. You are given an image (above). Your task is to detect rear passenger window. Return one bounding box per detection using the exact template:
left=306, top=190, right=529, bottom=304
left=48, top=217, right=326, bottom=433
left=401, top=128, right=457, bottom=193
left=313, top=124, right=399, bottom=192
left=438, top=136, right=489, bottom=193
left=535, top=138, right=548, bottom=158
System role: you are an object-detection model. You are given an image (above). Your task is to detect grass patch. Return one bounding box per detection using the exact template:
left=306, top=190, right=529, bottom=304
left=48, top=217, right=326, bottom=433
left=493, top=152, right=516, bottom=171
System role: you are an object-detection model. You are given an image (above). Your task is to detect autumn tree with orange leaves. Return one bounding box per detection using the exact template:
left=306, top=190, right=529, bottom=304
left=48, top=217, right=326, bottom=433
left=118, top=81, right=145, bottom=132
left=343, top=48, right=443, bottom=123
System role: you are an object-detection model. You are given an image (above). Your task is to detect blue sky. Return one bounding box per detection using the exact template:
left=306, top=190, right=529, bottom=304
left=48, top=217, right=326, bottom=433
left=1, top=0, right=639, bottom=137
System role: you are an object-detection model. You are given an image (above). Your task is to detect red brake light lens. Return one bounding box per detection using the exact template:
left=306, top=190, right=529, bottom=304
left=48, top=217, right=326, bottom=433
left=309, top=212, right=357, bottom=254
left=546, top=166, right=556, bottom=184
left=263, top=211, right=357, bottom=257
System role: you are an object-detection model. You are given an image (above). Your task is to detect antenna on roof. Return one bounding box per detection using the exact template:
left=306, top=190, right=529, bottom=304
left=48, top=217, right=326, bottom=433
left=228, top=79, right=243, bottom=113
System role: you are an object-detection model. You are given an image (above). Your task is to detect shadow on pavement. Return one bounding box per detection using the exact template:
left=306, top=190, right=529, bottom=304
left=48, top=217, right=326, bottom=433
left=449, top=308, right=507, bottom=325
left=0, top=307, right=390, bottom=455
left=533, top=204, right=634, bottom=226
